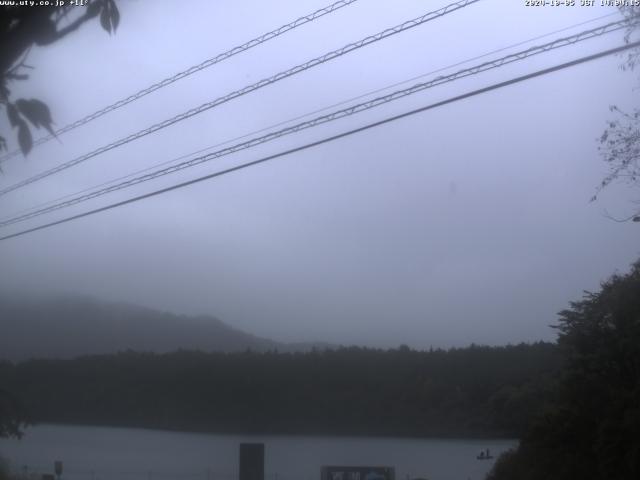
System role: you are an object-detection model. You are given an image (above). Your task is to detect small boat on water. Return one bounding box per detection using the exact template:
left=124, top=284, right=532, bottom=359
left=476, top=449, right=494, bottom=460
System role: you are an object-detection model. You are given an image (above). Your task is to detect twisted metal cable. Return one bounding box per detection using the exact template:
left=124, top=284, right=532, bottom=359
left=3, top=11, right=621, bottom=222
left=0, top=17, right=633, bottom=229
left=0, top=0, right=360, bottom=164
left=0, top=0, right=481, bottom=197
left=1, top=40, right=639, bottom=242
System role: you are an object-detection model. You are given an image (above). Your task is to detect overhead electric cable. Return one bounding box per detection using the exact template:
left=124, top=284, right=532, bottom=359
left=1, top=39, right=638, bottom=243
left=0, top=0, right=360, bottom=164
left=0, top=0, right=481, bottom=197
left=2, top=11, right=622, bottom=222
left=0, top=18, right=633, bottom=229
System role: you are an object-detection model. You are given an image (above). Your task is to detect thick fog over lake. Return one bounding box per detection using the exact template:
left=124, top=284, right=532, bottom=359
left=1, top=0, right=639, bottom=349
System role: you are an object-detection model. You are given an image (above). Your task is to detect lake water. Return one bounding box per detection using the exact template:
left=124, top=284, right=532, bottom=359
left=0, top=425, right=516, bottom=480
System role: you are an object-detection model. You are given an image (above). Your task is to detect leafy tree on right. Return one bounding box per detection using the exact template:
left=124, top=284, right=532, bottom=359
left=592, top=6, right=640, bottom=222
left=488, top=259, right=640, bottom=480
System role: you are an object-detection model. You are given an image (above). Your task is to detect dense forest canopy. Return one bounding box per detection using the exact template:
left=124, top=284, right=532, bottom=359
left=0, top=343, right=561, bottom=439
left=489, top=260, right=640, bottom=480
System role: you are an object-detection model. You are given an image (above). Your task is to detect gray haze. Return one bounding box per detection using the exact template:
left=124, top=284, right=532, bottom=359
left=1, top=0, right=639, bottom=349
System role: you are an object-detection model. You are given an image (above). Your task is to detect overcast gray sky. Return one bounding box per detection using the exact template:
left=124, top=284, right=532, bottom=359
left=1, top=0, right=639, bottom=348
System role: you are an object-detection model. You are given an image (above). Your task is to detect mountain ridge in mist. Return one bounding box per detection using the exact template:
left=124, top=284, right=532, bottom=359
left=0, top=294, right=330, bottom=361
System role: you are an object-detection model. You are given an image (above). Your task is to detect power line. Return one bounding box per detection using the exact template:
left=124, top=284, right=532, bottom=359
left=1, top=40, right=638, bottom=243
left=0, top=18, right=633, bottom=229
left=1, top=11, right=622, bottom=223
left=0, top=0, right=481, bottom=198
left=0, top=0, right=360, bottom=164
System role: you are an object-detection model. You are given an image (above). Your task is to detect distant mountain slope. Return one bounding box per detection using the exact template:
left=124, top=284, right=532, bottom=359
left=0, top=295, right=322, bottom=361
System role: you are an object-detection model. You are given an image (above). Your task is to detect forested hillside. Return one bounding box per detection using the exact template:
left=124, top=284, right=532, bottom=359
left=0, top=343, right=561, bottom=438
left=0, top=296, right=329, bottom=360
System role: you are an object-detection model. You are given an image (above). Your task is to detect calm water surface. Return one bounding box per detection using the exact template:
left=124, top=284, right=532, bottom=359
left=0, top=425, right=516, bottom=480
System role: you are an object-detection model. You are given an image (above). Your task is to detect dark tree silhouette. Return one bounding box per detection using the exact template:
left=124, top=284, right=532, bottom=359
left=0, top=343, right=562, bottom=438
left=0, top=388, right=28, bottom=439
left=488, top=259, right=640, bottom=480
left=0, top=0, right=120, bottom=157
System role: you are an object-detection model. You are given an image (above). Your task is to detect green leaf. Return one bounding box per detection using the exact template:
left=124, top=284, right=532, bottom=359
left=98, top=0, right=120, bottom=34
left=17, top=119, right=33, bottom=156
left=87, top=0, right=102, bottom=17
left=100, top=6, right=112, bottom=33
left=15, top=99, right=55, bottom=137
left=6, top=103, right=20, bottom=128
left=109, top=0, right=120, bottom=32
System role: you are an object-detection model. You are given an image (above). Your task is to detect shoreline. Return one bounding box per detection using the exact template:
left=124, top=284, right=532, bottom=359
left=11, top=422, right=519, bottom=443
